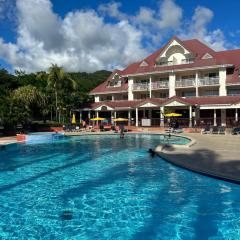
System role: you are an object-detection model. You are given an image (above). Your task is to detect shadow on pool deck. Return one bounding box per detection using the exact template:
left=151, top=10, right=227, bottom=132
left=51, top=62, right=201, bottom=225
left=158, top=145, right=240, bottom=183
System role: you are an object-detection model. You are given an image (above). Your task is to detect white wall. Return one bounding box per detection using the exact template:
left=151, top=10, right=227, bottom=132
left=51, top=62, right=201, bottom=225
left=169, top=72, right=176, bottom=97
left=128, top=78, right=134, bottom=100
left=219, top=67, right=227, bottom=96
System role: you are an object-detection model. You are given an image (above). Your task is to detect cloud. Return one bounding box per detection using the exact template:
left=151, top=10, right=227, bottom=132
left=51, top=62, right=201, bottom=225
left=180, top=6, right=228, bottom=50
left=158, top=0, right=182, bottom=29
left=0, top=0, right=146, bottom=73
left=0, top=0, right=235, bottom=73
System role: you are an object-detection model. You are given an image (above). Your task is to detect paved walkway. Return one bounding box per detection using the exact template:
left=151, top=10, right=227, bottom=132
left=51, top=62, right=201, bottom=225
left=155, top=133, right=240, bottom=183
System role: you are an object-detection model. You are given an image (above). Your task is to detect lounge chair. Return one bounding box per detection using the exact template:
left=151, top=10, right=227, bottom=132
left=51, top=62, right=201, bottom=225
left=173, top=128, right=183, bottom=133
left=232, top=127, right=240, bottom=135
left=201, top=125, right=211, bottom=134
left=211, top=126, right=219, bottom=134
left=218, top=126, right=226, bottom=135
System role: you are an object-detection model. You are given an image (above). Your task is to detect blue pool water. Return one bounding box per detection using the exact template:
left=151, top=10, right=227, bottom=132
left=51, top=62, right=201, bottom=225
left=0, top=134, right=239, bottom=239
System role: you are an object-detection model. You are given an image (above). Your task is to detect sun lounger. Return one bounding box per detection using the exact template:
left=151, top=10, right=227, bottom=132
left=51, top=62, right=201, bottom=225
left=201, top=125, right=211, bottom=134
left=218, top=126, right=226, bottom=135
left=232, top=127, right=240, bottom=135
left=211, top=126, right=219, bottom=134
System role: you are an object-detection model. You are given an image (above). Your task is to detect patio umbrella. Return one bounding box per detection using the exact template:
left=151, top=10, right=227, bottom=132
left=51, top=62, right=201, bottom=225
left=164, top=113, right=182, bottom=117
left=90, top=117, right=106, bottom=121
left=113, top=118, right=128, bottom=122
left=71, top=114, right=76, bottom=124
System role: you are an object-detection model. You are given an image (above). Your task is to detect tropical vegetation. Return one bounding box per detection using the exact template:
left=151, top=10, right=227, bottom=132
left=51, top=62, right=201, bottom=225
left=0, top=66, right=111, bottom=132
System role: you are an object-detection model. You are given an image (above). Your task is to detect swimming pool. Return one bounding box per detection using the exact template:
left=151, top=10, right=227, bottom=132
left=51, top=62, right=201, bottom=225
left=0, top=134, right=239, bottom=239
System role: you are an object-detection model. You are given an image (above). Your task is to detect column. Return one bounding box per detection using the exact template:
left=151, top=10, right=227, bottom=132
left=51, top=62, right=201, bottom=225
left=128, top=110, right=131, bottom=126
left=88, top=111, right=91, bottom=119
left=128, top=78, right=134, bottom=100
left=189, top=106, right=192, bottom=128
left=169, top=72, right=176, bottom=97
left=195, top=71, right=199, bottom=97
left=219, top=67, right=227, bottom=96
left=160, top=106, right=164, bottom=127
left=149, top=75, right=152, bottom=98
left=136, top=108, right=139, bottom=127
left=96, top=111, right=99, bottom=126
left=221, top=109, right=226, bottom=126
left=214, top=109, right=217, bottom=126
left=111, top=111, right=114, bottom=125
left=195, top=107, right=200, bottom=126
left=112, top=95, right=115, bottom=101
left=94, top=96, right=100, bottom=102
left=235, top=108, right=238, bottom=122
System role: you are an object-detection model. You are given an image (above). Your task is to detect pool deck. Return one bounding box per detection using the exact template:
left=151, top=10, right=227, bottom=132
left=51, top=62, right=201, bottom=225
left=155, top=133, right=240, bottom=184
left=1, top=132, right=240, bottom=183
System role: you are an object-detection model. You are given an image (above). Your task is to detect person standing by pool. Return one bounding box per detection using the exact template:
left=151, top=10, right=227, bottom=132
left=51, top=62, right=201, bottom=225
left=119, top=124, right=124, bottom=138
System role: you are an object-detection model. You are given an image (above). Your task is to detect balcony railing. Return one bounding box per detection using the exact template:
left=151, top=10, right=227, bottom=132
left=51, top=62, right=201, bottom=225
left=176, top=79, right=195, bottom=87
left=198, top=77, right=219, bottom=86
left=132, top=82, right=149, bottom=91
left=151, top=81, right=169, bottom=89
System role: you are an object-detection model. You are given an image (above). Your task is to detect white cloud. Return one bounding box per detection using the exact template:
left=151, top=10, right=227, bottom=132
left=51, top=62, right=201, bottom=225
left=0, top=0, right=146, bottom=73
left=158, top=0, right=182, bottom=29
left=0, top=0, right=236, bottom=72
left=180, top=6, right=227, bottom=50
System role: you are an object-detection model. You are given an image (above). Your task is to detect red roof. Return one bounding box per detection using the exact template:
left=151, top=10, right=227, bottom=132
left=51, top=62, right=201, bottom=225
left=82, top=96, right=240, bottom=110
left=91, top=36, right=240, bottom=94
left=90, top=70, right=128, bottom=94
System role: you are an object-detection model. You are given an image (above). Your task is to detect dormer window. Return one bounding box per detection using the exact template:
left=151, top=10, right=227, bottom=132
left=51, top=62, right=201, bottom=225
left=155, top=38, right=195, bottom=66
left=202, top=53, right=213, bottom=59
left=140, top=61, right=148, bottom=67
left=107, top=73, right=122, bottom=88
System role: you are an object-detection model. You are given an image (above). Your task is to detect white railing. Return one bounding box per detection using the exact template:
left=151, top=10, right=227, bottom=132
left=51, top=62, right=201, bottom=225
left=151, top=81, right=169, bottom=89
left=198, top=77, right=219, bottom=86
left=176, top=78, right=195, bottom=87
left=132, top=82, right=149, bottom=91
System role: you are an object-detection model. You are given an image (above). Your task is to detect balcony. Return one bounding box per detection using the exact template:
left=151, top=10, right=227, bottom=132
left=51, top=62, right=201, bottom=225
left=198, top=77, right=219, bottom=86
left=132, top=82, right=149, bottom=91
left=176, top=79, right=195, bottom=88
left=151, top=81, right=169, bottom=89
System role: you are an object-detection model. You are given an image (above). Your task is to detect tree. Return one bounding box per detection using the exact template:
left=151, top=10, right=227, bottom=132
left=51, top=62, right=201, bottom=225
left=47, top=64, right=76, bottom=121
left=10, top=85, right=47, bottom=126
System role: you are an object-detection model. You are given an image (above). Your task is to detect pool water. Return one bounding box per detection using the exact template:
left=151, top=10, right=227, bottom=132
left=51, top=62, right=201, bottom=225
left=0, top=134, right=239, bottom=239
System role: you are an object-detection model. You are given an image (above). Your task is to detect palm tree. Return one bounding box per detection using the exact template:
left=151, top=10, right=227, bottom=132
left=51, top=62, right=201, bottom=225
left=47, top=64, right=76, bottom=122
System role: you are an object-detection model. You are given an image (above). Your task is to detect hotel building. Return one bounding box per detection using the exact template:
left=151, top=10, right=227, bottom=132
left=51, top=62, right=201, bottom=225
left=81, top=36, right=240, bottom=128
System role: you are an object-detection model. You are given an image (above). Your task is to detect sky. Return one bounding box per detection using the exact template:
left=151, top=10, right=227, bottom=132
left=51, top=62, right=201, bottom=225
left=0, top=0, right=240, bottom=73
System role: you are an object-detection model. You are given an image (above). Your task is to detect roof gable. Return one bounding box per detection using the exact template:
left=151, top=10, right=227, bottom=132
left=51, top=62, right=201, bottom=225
left=157, top=36, right=192, bottom=60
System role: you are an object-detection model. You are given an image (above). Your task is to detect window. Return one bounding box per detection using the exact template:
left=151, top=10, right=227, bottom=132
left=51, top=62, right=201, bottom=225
left=159, top=92, right=169, bottom=98
left=100, top=95, right=112, bottom=101
left=227, top=89, right=240, bottom=96
left=181, top=75, right=195, bottom=80
left=203, top=90, right=219, bottom=96
left=227, top=67, right=234, bottom=75
left=181, top=91, right=196, bottom=98
left=204, top=72, right=218, bottom=78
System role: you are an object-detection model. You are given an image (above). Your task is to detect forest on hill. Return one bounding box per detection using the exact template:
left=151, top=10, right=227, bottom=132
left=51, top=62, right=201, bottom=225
left=0, top=65, right=111, bottom=130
